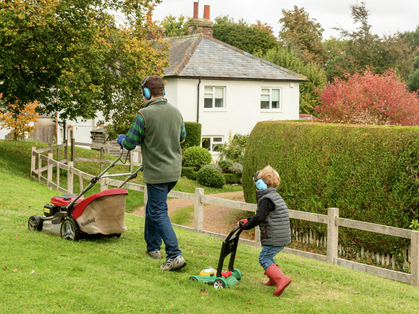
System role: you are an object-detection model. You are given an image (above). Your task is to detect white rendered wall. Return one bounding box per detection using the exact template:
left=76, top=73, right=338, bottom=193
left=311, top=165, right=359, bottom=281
left=165, top=78, right=300, bottom=150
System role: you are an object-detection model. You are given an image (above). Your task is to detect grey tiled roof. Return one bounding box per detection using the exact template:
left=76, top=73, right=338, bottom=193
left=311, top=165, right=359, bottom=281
left=164, top=34, right=306, bottom=81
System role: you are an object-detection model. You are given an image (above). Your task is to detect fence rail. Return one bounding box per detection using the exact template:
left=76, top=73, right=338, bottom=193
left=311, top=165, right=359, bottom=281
left=30, top=144, right=419, bottom=287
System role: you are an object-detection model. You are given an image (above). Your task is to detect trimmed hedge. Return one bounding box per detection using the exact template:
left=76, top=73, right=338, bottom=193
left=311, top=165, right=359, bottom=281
left=223, top=173, right=241, bottom=184
left=243, top=121, right=419, bottom=257
left=181, top=122, right=202, bottom=150
left=181, top=167, right=197, bottom=180
left=182, top=146, right=212, bottom=171
left=197, top=166, right=225, bottom=188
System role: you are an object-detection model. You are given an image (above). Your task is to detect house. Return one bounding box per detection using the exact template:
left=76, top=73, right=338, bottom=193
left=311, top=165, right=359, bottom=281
left=163, top=3, right=306, bottom=156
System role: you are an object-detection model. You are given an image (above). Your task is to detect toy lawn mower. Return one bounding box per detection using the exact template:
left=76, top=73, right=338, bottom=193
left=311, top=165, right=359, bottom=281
left=28, top=145, right=142, bottom=241
left=189, top=224, right=244, bottom=289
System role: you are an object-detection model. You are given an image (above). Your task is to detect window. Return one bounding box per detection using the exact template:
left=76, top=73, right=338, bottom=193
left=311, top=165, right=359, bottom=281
left=202, top=136, right=224, bottom=152
left=204, top=86, right=225, bottom=109
left=260, top=88, right=281, bottom=110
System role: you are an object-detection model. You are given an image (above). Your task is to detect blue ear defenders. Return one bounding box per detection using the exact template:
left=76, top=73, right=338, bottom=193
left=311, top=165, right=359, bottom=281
left=142, top=76, right=165, bottom=100
left=254, top=171, right=268, bottom=190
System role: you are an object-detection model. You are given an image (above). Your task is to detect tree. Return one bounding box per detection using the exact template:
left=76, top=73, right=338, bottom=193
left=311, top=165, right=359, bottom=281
left=0, top=0, right=168, bottom=128
left=332, top=1, right=415, bottom=81
left=278, top=6, right=325, bottom=65
left=0, top=98, right=39, bottom=140
left=407, top=56, right=419, bottom=92
left=160, top=14, right=191, bottom=37
left=315, top=69, right=419, bottom=126
left=259, top=47, right=327, bottom=114
left=213, top=15, right=278, bottom=55
left=251, top=20, right=275, bottom=38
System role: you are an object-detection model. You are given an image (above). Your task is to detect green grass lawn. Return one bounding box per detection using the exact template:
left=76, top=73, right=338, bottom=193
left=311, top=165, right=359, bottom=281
left=1, top=139, right=419, bottom=313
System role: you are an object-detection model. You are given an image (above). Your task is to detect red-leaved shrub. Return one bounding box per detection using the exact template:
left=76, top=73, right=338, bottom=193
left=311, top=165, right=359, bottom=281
left=315, top=69, right=419, bottom=125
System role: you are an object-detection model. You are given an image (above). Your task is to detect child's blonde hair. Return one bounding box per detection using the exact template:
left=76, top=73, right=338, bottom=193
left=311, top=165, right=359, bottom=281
left=256, top=165, right=280, bottom=188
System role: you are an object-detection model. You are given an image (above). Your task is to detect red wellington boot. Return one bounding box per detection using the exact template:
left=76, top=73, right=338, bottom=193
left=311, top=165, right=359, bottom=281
left=264, top=264, right=292, bottom=296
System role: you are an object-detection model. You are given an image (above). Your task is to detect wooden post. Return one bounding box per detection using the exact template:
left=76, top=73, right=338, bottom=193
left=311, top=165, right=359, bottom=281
left=100, top=147, right=104, bottom=171
left=79, top=172, right=83, bottom=193
left=47, top=152, right=53, bottom=190
left=49, top=142, right=52, bottom=154
left=38, top=153, right=42, bottom=184
left=64, top=141, right=68, bottom=163
left=194, top=188, right=204, bottom=233
left=100, top=172, right=108, bottom=191
left=143, top=186, right=148, bottom=209
left=71, top=137, right=75, bottom=163
left=255, top=227, right=262, bottom=248
left=67, top=161, right=74, bottom=194
left=56, top=162, right=60, bottom=191
left=129, top=151, right=133, bottom=173
left=31, top=147, right=36, bottom=178
left=411, top=230, right=419, bottom=287
left=56, top=147, right=59, bottom=163
left=327, top=208, right=339, bottom=264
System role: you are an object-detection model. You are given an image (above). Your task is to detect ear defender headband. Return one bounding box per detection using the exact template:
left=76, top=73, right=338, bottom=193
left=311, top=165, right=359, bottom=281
left=254, top=171, right=268, bottom=190
left=141, top=76, right=166, bottom=100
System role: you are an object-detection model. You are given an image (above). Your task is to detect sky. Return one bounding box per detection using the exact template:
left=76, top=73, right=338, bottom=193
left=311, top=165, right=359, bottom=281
left=151, top=0, right=418, bottom=39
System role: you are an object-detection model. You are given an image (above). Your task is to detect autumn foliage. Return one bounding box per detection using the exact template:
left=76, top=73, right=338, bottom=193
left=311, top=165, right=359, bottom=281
left=0, top=100, right=39, bottom=140
left=315, top=69, right=419, bottom=126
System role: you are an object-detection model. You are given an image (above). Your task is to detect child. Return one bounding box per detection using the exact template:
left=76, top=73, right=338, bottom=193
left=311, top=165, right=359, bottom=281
left=238, top=165, right=292, bottom=297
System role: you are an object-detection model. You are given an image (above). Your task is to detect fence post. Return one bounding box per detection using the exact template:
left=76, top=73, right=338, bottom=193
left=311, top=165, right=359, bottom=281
left=100, top=147, right=104, bottom=171
left=38, top=153, right=42, bottom=184
left=129, top=151, right=133, bottom=173
left=56, top=162, right=60, bottom=191
left=327, top=208, right=339, bottom=264
left=194, top=188, right=204, bottom=233
left=255, top=227, right=262, bottom=248
left=64, top=141, right=68, bottom=163
left=71, top=137, right=75, bottom=163
left=47, top=152, right=53, bottom=190
left=31, top=147, right=36, bottom=178
left=67, top=161, right=74, bottom=194
left=411, top=230, right=419, bottom=287
left=100, top=172, right=108, bottom=191
left=143, top=186, right=148, bottom=208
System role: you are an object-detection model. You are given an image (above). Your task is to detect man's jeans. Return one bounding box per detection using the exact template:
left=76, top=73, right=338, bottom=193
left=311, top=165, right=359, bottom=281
left=144, top=182, right=182, bottom=260
left=259, top=245, right=284, bottom=270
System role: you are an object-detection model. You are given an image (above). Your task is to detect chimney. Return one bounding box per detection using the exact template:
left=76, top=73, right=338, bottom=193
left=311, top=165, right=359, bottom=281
left=188, top=3, right=214, bottom=37
left=203, top=5, right=210, bottom=20
left=193, top=2, right=198, bottom=19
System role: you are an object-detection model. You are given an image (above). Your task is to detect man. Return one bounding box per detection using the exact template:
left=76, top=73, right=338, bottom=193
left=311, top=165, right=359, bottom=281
left=118, top=75, right=187, bottom=271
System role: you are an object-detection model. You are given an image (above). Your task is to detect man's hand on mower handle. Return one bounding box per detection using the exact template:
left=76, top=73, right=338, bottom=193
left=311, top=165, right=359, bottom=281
left=117, top=135, right=126, bottom=146
left=237, top=219, right=248, bottom=226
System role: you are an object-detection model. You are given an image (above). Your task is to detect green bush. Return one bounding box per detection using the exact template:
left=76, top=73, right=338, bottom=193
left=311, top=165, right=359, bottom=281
left=181, top=167, right=197, bottom=180
left=218, top=160, right=233, bottom=172
left=181, top=122, right=202, bottom=151
left=219, top=132, right=249, bottom=163
left=182, top=146, right=212, bottom=171
left=197, top=166, right=225, bottom=188
left=243, top=121, right=419, bottom=260
left=223, top=173, right=241, bottom=184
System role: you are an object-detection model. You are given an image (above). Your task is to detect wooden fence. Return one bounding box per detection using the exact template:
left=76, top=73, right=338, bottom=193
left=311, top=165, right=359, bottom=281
left=30, top=144, right=419, bottom=287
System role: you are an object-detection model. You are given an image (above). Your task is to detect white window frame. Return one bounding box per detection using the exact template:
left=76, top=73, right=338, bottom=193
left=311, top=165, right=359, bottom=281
left=203, top=86, right=226, bottom=110
left=260, top=87, right=282, bottom=112
left=201, top=136, right=224, bottom=153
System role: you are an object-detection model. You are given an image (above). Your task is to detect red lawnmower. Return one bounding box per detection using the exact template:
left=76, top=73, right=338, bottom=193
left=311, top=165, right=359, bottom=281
left=28, top=145, right=142, bottom=241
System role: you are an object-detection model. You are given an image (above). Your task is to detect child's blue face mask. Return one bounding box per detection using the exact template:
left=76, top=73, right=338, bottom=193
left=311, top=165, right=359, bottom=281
left=254, top=171, right=268, bottom=190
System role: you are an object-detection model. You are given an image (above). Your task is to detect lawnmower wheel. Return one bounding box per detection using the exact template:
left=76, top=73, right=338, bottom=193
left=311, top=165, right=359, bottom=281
left=213, top=279, right=226, bottom=289
left=189, top=276, right=198, bottom=282
left=60, top=218, right=79, bottom=241
left=28, top=216, right=43, bottom=232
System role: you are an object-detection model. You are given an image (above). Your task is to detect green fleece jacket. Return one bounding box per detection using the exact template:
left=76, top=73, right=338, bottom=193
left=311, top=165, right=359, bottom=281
left=122, top=98, right=186, bottom=184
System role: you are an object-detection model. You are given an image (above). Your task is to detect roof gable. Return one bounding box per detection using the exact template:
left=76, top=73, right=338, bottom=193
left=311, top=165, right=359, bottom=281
left=164, top=34, right=306, bottom=81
